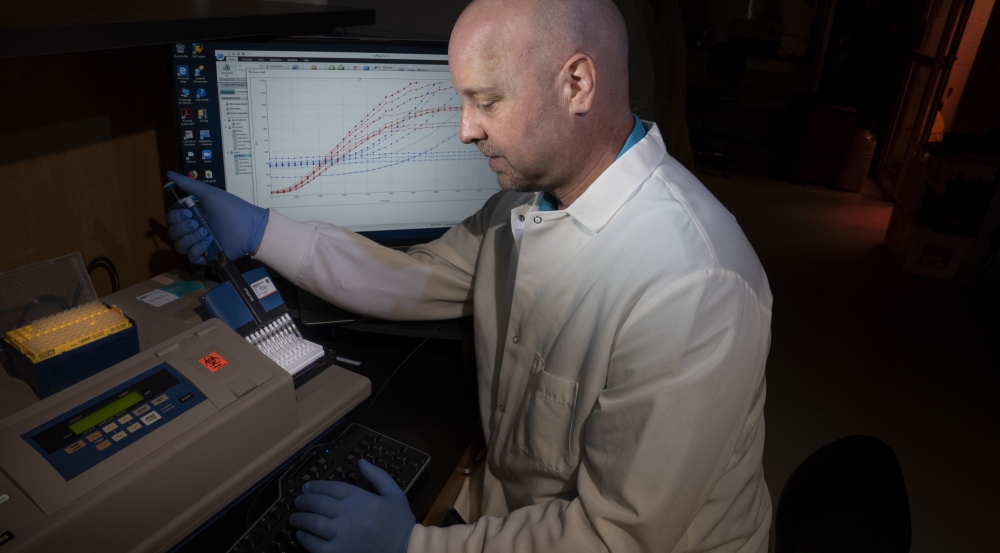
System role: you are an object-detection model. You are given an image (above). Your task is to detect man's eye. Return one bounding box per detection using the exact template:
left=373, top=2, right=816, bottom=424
left=478, top=101, right=495, bottom=111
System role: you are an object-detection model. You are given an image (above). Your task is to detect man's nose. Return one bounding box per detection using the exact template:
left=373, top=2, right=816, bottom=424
left=459, top=107, right=486, bottom=144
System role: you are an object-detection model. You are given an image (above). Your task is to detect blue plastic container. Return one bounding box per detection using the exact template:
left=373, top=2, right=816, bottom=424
left=1, top=315, right=139, bottom=399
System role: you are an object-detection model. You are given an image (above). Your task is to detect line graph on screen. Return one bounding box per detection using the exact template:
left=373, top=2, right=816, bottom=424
left=248, top=75, right=497, bottom=207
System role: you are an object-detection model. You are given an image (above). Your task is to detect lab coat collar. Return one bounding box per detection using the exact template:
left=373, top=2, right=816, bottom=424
left=535, top=122, right=666, bottom=235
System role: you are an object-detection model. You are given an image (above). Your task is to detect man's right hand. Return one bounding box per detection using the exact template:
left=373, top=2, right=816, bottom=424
left=165, top=170, right=269, bottom=264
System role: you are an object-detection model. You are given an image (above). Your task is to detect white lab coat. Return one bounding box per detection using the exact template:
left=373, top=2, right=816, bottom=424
left=254, top=123, right=773, bottom=553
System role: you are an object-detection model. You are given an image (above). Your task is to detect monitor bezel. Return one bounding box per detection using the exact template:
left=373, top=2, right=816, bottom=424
left=171, top=36, right=485, bottom=249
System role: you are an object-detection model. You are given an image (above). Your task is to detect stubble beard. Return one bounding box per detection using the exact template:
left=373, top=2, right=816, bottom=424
left=477, top=141, right=534, bottom=193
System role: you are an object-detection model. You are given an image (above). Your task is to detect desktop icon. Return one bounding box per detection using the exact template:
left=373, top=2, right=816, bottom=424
left=216, top=53, right=226, bottom=61
left=204, top=170, right=214, bottom=179
left=364, top=66, right=370, bottom=70
left=187, top=151, right=195, bottom=158
left=197, top=109, right=208, bottom=121
left=339, top=65, right=345, bottom=70
left=193, top=66, right=204, bottom=77
left=175, top=44, right=185, bottom=54
left=184, top=130, right=194, bottom=139
left=223, top=63, right=231, bottom=71
left=187, top=170, right=198, bottom=179
left=311, top=65, right=317, bottom=70
left=180, top=108, right=193, bottom=120
left=196, top=88, right=207, bottom=98
left=199, top=130, right=211, bottom=139
left=329, top=65, right=336, bottom=70
left=291, top=63, right=299, bottom=70
left=201, top=150, right=213, bottom=161
left=176, top=65, right=189, bottom=77
left=193, top=43, right=204, bottom=54
left=180, top=88, right=190, bottom=98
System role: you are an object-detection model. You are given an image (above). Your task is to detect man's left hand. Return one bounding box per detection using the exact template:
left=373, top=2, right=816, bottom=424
left=289, top=459, right=416, bottom=553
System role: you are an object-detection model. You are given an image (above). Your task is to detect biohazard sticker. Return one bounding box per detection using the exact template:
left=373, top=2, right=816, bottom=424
left=198, top=352, right=229, bottom=372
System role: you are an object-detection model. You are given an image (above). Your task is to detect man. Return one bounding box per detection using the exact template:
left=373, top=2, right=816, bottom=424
left=166, top=0, right=773, bottom=551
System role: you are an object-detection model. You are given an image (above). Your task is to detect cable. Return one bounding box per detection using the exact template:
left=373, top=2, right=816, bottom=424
left=231, top=323, right=441, bottom=544
left=16, top=295, right=71, bottom=327
left=240, top=435, right=330, bottom=534
left=8, top=282, right=82, bottom=327
left=71, top=281, right=83, bottom=307
left=237, top=440, right=328, bottom=541
left=356, top=322, right=441, bottom=424
left=243, top=483, right=274, bottom=530
left=86, top=256, right=120, bottom=293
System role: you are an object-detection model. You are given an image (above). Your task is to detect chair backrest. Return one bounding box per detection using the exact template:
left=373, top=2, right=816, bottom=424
left=775, top=435, right=911, bottom=553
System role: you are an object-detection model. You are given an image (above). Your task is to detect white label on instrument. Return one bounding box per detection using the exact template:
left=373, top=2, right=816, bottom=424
left=136, top=289, right=179, bottom=307
left=0, top=493, right=10, bottom=505
left=141, top=411, right=162, bottom=426
left=251, top=276, right=277, bottom=299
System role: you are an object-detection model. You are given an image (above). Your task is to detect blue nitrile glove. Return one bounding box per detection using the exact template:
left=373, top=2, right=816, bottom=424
left=164, top=170, right=269, bottom=264
left=290, top=459, right=415, bottom=553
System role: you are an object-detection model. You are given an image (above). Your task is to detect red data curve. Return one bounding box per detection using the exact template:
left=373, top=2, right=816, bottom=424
left=271, top=82, right=461, bottom=195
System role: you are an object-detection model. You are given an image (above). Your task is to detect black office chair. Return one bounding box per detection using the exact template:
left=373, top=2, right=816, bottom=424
left=687, top=42, right=747, bottom=176
left=776, top=435, right=911, bottom=553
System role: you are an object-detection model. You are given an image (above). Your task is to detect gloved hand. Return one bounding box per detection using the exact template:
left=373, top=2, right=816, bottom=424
left=290, top=459, right=415, bottom=553
left=164, top=170, right=269, bottom=263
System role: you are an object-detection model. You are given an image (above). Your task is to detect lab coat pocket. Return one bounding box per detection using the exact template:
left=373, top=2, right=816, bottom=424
left=513, top=353, right=579, bottom=473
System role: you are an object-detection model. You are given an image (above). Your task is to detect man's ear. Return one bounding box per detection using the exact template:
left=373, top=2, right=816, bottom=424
left=562, top=53, right=597, bottom=116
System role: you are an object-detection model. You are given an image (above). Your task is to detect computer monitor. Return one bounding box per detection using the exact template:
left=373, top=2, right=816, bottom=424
left=169, top=39, right=499, bottom=245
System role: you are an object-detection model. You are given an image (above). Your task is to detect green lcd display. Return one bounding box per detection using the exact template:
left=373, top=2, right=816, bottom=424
left=68, top=391, right=145, bottom=435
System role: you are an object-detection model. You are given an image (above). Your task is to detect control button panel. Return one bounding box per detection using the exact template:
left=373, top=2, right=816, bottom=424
left=21, top=363, right=207, bottom=481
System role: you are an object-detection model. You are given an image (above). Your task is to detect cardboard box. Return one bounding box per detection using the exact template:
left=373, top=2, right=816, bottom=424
left=956, top=183, right=1000, bottom=286
left=926, top=151, right=1000, bottom=195
left=885, top=206, right=972, bottom=280
left=894, top=154, right=929, bottom=214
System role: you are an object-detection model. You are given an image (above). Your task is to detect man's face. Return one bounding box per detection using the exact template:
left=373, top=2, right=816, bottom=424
left=449, top=25, right=562, bottom=193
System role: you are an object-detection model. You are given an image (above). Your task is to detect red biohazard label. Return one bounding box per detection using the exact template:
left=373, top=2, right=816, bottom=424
left=198, top=352, right=229, bottom=372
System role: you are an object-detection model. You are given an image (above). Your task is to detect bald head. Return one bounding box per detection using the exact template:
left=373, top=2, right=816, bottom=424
left=529, top=0, right=629, bottom=97
left=449, top=0, right=635, bottom=205
left=453, top=0, right=629, bottom=109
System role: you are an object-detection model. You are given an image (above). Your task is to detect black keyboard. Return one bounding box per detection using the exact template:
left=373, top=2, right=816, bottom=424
left=229, top=424, right=430, bottom=553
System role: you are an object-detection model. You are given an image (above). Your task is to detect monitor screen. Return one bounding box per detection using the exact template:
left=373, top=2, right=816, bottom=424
left=169, top=39, right=499, bottom=243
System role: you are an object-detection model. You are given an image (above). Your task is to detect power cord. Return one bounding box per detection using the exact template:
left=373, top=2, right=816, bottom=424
left=356, top=322, right=441, bottom=425
left=86, top=256, right=120, bottom=293
left=233, top=322, right=442, bottom=543
left=237, top=440, right=324, bottom=541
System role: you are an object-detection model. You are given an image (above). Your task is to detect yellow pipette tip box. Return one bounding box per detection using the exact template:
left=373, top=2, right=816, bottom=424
left=1, top=303, right=139, bottom=398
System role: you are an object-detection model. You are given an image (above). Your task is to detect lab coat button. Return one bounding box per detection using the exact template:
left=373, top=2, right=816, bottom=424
left=518, top=214, right=525, bottom=222
left=490, top=468, right=496, bottom=476
left=512, top=336, right=519, bottom=343
left=534, top=216, right=542, bottom=224
left=499, top=404, right=505, bottom=412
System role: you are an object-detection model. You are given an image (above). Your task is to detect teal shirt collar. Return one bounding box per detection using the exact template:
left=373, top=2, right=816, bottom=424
left=617, top=113, right=648, bottom=160
left=539, top=114, right=647, bottom=211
